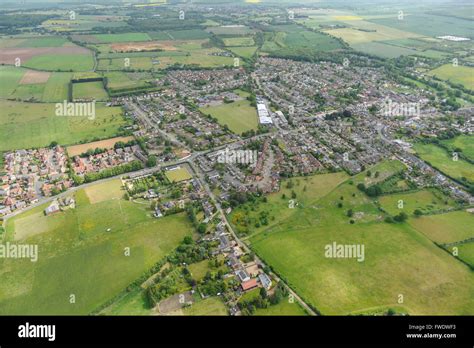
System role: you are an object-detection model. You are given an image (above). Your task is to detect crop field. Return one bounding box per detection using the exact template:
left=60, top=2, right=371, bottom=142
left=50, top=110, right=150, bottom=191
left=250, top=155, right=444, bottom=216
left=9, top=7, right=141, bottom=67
left=368, top=14, right=474, bottom=39
left=351, top=42, right=418, bottom=58
left=73, top=81, right=109, bottom=101
left=227, top=46, right=257, bottom=59
left=101, top=288, right=151, bottom=316
left=0, top=101, right=129, bottom=151
left=0, top=180, right=193, bottom=314
left=413, top=143, right=474, bottom=184
left=441, top=135, right=474, bottom=160
left=428, top=64, right=474, bottom=90
left=223, top=37, right=255, bottom=47
left=0, top=67, right=73, bottom=102
left=379, top=189, right=457, bottom=216
left=23, top=53, right=95, bottom=72
left=207, top=25, right=256, bottom=36
left=93, top=33, right=152, bottom=43
left=199, top=90, right=258, bottom=134
left=66, top=136, right=134, bottom=157
left=262, top=24, right=344, bottom=54
left=247, top=166, right=474, bottom=315
left=408, top=210, right=474, bottom=244
left=165, top=167, right=193, bottom=183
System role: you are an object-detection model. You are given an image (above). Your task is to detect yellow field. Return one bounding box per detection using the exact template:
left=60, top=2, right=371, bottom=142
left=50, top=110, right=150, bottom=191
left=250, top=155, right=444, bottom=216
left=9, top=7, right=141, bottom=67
left=66, top=136, right=134, bottom=157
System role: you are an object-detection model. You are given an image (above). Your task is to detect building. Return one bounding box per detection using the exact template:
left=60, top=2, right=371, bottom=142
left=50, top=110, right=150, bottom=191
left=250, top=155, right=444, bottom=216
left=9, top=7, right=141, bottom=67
left=257, top=103, right=273, bottom=124
left=236, top=269, right=250, bottom=282
left=44, top=202, right=60, bottom=216
left=241, top=278, right=258, bottom=291
left=258, top=273, right=272, bottom=290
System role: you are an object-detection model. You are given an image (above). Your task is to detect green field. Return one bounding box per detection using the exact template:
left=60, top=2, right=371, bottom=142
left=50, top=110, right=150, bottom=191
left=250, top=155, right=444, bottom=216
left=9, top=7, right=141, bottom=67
left=0, top=101, right=129, bottom=151
left=182, top=297, right=227, bottom=316
left=42, top=72, right=73, bottom=102
left=409, top=210, right=474, bottom=244
left=449, top=242, right=474, bottom=268
left=94, top=33, right=152, bottom=43
left=244, top=165, right=474, bottom=315
left=379, top=189, right=457, bottom=216
left=23, top=54, right=95, bottom=72
left=223, top=37, right=255, bottom=47
left=73, top=81, right=109, bottom=101
left=254, top=300, right=308, bottom=316
left=0, top=66, right=26, bottom=98
left=199, top=90, right=258, bottom=134
left=414, top=143, right=474, bottom=183
left=428, top=64, right=474, bottom=90
left=0, top=180, right=194, bottom=314
left=227, top=46, right=257, bottom=59
left=100, top=288, right=151, bottom=316
left=441, top=135, right=474, bottom=161
left=165, top=167, right=193, bottom=182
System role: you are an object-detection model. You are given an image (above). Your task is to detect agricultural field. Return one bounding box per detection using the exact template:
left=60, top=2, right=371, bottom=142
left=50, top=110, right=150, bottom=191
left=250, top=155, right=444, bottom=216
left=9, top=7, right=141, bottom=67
left=73, top=81, right=109, bottom=101
left=227, top=46, right=258, bottom=59
left=0, top=66, right=74, bottom=102
left=409, top=210, right=474, bottom=245
left=0, top=180, right=194, bottom=314
left=66, top=136, right=134, bottom=157
left=413, top=143, right=474, bottom=184
left=207, top=25, right=256, bottom=36
left=165, top=166, right=193, bottom=183
left=223, top=37, right=255, bottom=47
left=199, top=90, right=258, bottom=134
left=22, top=53, right=95, bottom=72
left=100, top=288, right=151, bottom=316
left=428, top=64, right=474, bottom=90
left=0, top=101, right=130, bottom=151
left=262, top=24, right=344, bottom=55
left=379, top=189, right=458, bottom=216
left=248, top=167, right=474, bottom=315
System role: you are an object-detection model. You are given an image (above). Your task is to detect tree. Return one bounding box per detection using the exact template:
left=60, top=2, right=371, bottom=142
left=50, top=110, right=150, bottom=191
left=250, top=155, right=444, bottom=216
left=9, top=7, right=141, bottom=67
left=413, top=209, right=423, bottom=217
left=393, top=212, right=408, bottom=222
left=146, top=155, right=157, bottom=167
left=197, top=223, right=207, bottom=234
left=347, top=209, right=353, bottom=217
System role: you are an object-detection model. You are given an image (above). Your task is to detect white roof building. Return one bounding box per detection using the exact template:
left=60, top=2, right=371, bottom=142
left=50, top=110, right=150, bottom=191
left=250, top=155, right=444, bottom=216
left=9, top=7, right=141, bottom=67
left=257, top=103, right=273, bottom=124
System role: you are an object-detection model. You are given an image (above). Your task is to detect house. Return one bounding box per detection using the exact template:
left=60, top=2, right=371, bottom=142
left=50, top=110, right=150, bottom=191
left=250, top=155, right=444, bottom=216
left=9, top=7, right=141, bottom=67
left=44, top=202, right=60, bottom=216
left=241, top=278, right=258, bottom=291
left=258, top=273, right=272, bottom=290
left=236, top=269, right=250, bottom=283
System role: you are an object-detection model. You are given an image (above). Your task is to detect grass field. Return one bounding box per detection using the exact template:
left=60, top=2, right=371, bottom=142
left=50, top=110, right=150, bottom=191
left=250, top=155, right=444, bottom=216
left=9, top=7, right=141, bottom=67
left=227, top=46, right=257, bottom=59
left=181, top=297, right=227, bottom=316
left=0, top=180, right=193, bottom=314
left=73, top=81, right=109, bottom=101
left=100, top=288, right=151, bottom=316
left=244, top=164, right=474, bottom=315
left=0, top=101, right=129, bottom=151
left=441, top=135, right=474, bottom=161
left=199, top=90, right=258, bottom=134
left=379, top=189, right=457, bottom=216
left=450, top=242, right=474, bottom=268
left=254, top=300, right=308, bottom=316
left=428, top=64, right=474, bottom=90
left=165, top=167, right=193, bottom=183
left=223, top=37, right=255, bottom=47
left=413, top=143, right=474, bottom=183
left=409, top=210, right=474, bottom=244
left=93, top=33, right=152, bottom=43
left=23, top=54, right=95, bottom=72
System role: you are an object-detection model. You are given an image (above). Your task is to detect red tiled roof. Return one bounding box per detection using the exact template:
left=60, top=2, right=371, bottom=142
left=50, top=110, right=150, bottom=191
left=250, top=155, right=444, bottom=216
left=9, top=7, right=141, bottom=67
left=241, top=278, right=258, bottom=291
